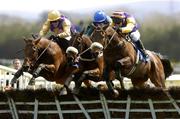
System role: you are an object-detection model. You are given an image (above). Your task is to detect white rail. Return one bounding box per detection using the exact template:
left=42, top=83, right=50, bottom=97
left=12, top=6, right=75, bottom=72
left=0, top=65, right=55, bottom=91
left=0, top=65, right=179, bottom=91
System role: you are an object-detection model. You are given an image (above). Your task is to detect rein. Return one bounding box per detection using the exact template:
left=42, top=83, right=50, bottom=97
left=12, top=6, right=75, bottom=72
left=103, top=31, right=116, bottom=49
left=72, top=34, right=93, bottom=61
left=91, top=25, right=107, bottom=47
left=34, top=38, right=53, bottom=65
left=16, top=49, right=24, bottom=55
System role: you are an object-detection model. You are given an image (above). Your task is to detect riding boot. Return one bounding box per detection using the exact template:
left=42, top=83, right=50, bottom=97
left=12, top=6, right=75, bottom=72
left=135, top=40, right=149, bottom=59
left=55, top=37, right=70, bottom=52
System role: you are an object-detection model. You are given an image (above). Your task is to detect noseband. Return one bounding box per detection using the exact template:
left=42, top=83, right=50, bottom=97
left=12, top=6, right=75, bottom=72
left=90, top=25, right=108, bottom=47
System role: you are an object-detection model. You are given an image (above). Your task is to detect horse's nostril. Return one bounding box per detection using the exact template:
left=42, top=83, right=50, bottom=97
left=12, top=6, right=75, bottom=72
left=94, top=52, right=99, bottom=57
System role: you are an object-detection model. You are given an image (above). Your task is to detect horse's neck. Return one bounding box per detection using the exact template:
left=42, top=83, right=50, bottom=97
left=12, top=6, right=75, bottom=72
left=81, top=37, right=92, bottom=50
left=80, top=49, right=94, bottom=59
left=91, top=32, right=105, bottom=44
left=38, top=39, right=56, bottom=55
left=38, top=38, right=50, bottom=48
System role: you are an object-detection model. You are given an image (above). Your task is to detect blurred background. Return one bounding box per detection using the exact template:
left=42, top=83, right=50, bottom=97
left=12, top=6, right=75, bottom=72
left=0, top=0, right=179, bottom=73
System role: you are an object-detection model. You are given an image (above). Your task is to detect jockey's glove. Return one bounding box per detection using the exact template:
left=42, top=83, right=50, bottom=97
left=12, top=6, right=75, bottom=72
left=49, top=35, right=57, bottom=40
left=114, top=26, right=122, bottom=33
left=116, top=27, right=122, bottom=33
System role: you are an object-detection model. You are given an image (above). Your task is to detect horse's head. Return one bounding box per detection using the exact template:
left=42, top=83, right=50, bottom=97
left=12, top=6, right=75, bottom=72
left=70, top=30, right=84, bottom=51
left=91, top=25, right=124, bottom=48
left=90, top=24, right=109, bottom=46
left=23, top=36, right=41, bottom=72
left=70, top=29, right=92, bottom=52
left=105, top=26, right=126, bottom=46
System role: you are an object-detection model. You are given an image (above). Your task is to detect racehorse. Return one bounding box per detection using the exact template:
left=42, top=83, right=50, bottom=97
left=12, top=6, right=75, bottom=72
left=90, top=25, right=173, bottom=95
left=11, top=35, right=77, bottom=91
left=67, top=31, right=110, bottom=94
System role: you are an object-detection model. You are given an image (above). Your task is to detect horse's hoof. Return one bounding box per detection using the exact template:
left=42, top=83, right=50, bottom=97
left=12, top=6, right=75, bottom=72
left=113, top=89, right=119, bottom=98
left=97, top=84, right=108, bottom=91
left=28, top=79, right=35, bottom=85
left=26, top=85, right=35, bottom=90
left=4, top=86, right=13, bottom=91
left=72, top=88, right=79, bottom=95
left=59, top=88, right=67, bottom=95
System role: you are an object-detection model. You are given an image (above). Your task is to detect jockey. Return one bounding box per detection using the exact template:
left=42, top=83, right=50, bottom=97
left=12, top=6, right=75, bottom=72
left=110, top=11, right=149, bottom=60
left=39, top=10, right=75, bottom=52
left=85, top=10, right=112, bottom=36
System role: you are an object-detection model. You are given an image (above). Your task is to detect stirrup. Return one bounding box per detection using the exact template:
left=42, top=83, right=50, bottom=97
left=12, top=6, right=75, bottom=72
left=144, top=54, right=150, bottom=62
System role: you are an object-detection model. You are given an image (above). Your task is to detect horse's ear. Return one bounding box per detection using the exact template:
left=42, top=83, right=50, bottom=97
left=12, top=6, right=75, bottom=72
left=23, top=37, right=28, bottom=43
left=71, top=29, right=75, bottom=36
left=103, top=24, right=109, bottom=30
left=80, top=28, right=85, bottom=36
left=31, top=33, right=38, bottom=39
left=105, top=26, right=114, bottom=36
left=34, top=37, right=41, bottom=45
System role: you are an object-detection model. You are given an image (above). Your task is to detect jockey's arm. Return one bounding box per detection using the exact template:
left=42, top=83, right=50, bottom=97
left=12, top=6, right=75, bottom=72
left=57, top=19, right=71, bottom=38
left=121, top=17, right=136, bottom=34
left=39, top=20, right=50, bottom=37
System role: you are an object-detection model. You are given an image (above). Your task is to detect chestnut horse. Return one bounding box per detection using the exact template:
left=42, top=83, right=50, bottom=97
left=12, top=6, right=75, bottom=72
left=11, top=35, right=77, bottom=90
left=90, top=25, right=173, bottom=94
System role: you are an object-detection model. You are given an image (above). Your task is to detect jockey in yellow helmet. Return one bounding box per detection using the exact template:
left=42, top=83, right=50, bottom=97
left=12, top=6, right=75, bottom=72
left=39, top=10, right=75, bottom=52
left=110, top=11, right=149, bottom=60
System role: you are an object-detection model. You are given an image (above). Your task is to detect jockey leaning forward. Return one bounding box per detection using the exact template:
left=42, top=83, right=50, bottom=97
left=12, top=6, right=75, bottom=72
left=85, top=10, right=149, bottom=61
left=39, top=10, right=76, bottom=52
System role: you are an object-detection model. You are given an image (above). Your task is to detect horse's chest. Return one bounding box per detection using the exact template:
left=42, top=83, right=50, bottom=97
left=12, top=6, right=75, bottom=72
left=104, top=49, right=123, bottom=62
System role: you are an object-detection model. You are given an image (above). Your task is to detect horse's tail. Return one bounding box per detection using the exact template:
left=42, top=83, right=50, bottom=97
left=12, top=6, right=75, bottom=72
left=155, top=53, right=174, bottom=78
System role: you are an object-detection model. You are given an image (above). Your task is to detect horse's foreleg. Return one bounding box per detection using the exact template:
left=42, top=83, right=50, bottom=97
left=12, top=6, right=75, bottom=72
left=28, top=64, right=56, bottom=85
left=104, top=66, right=119, bottom=97
left=115, top=63, right=124, bottom=90
left=72, top=73, right=86, bottom=95
left=28, top=64, right=44, bottom=85
left=11, top=67, right=23, bottom=84
left=60, top=74, right=74, bottom=95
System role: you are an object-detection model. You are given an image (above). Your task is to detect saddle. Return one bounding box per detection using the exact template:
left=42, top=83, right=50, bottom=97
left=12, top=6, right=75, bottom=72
left=49, top=35, right=70, bottom=52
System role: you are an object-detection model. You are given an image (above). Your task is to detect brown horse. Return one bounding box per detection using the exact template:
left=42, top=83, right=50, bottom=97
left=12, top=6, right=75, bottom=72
left=11, top=35, right=77, bottom=90
left=68, top=31, right=107, bottom=94
left=90, top=25, right=173, bottom=93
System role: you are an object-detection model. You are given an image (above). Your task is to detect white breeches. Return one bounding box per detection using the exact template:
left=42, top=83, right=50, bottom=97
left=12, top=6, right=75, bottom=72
left=129, top=30, right=140, bottom=42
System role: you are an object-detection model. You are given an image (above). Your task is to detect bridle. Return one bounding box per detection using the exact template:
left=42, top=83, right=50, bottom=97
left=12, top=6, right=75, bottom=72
left=90, top=25, right=123, bottom=50
left=90, top=24, right=108, bottom=47
left=23, top=38, right=53, bottom=69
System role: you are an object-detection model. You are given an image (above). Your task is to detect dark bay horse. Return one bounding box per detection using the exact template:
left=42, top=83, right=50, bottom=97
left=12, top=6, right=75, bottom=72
left=68, top=31, right=110, bottom=94
left=11, top=36, right=77, bottom=89
left=90, top=25, right=173, bottom=93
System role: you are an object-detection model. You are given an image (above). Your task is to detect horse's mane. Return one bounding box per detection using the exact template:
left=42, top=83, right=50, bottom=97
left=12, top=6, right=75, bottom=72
left=82, top=35, right=92, bottom=47
left=33, top=37, right=61, bottom=52
left=102, top=26, right=126, bottom=48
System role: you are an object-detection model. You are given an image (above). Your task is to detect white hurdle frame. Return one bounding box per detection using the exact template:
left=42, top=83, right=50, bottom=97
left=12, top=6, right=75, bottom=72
left=0, top=65, right=55, bottom=91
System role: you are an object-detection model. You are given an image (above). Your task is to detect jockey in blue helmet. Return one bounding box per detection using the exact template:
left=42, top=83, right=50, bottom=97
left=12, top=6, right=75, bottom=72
left=85, top=10, right=112, bottom=36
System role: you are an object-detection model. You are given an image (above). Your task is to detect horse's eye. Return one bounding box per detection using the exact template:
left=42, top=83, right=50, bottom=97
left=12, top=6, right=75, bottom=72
left=107, top=35, right=112, bottom=39
left=32, top=46, right=36, bottom=50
